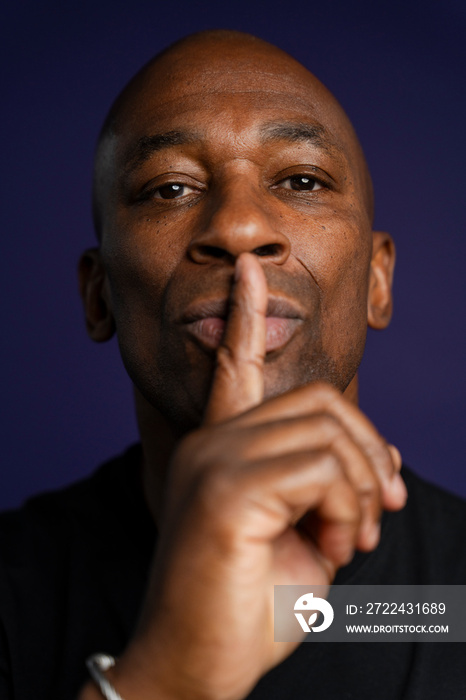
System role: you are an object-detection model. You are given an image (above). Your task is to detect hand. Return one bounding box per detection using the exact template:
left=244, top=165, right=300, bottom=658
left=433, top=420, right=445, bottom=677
left=105, top=253, right=406, bottom=700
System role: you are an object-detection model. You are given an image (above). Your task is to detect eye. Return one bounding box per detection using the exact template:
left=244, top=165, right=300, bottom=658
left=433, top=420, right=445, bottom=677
left=153, top=182, right=196, bottom=199
left=135, top=176, right=203, bottom=206
left=279, top=175, right=323, bottom=192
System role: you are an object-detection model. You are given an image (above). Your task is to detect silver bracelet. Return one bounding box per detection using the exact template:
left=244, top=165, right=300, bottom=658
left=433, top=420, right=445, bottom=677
left=86, top=653, right=124, bottom=700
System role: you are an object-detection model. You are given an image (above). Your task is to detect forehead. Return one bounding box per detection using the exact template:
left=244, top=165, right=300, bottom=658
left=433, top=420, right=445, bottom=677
left=112, top=39, right=357, bottom=156
left=119, top=97, right=346, bottom=181
left=94, top=36, right=373, bottom=229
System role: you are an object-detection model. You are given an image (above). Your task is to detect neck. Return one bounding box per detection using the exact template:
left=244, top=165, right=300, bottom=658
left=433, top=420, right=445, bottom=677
left=344, top=374, right=359, bottom=405
left=134, top=386, right=179, bottom=525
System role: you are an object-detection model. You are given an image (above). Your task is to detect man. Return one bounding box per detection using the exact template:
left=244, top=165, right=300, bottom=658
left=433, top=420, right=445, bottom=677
left=1, top=30, right=465, bottom=700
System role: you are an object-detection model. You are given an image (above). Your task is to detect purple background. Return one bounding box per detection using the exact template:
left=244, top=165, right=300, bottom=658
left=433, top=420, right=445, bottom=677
left=1, top=0, right=465, bottom=509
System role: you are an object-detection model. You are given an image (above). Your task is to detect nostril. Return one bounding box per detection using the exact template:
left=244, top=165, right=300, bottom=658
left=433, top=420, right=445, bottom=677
left=253, top=244, right=282, bottom=257
left=189, top=238, right=290, bottom=265
left=197, top=245, right=231, bottom=260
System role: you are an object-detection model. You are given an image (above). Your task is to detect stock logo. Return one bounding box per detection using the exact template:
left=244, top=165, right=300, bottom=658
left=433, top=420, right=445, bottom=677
left=294, top=592, right=334, bottom=633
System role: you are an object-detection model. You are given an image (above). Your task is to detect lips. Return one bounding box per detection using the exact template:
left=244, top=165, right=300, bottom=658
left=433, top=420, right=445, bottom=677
left=181, top=296, right=304, bottom=353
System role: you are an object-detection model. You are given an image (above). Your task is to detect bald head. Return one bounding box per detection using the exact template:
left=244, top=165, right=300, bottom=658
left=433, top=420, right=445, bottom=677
left=81, top=29, right=395, bottom=429
left=92, top=30, right=374, bottom=239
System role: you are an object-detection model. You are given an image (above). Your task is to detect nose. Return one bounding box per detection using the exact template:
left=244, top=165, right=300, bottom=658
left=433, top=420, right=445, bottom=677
left=187, top=183, right=291, bottom=265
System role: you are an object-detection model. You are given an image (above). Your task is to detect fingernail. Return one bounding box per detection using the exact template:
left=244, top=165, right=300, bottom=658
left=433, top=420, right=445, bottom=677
left=388, top=444, right=402, bottom=472
left=391, top=473, right=408, bottom=503
left=364, top=521, right=381, bottom=549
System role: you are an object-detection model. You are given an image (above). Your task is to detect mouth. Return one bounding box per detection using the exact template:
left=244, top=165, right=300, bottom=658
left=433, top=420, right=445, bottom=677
left=181, top=296, right=304, bottom=353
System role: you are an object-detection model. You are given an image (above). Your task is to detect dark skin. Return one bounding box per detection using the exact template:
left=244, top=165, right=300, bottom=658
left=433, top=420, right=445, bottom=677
left=78, top=31, right=406, bottom=700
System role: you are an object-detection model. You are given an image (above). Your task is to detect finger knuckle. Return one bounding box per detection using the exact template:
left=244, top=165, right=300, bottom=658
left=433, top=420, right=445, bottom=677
left=310, top=381, right=340, bottom=402
left=357, top=473, right=379, bottom=497
left=316, top=450, right=344, bottom=479
left=216, top=345, right=263, bottom=373
left=329, top=482, right=362, bottom=523
left=216, top=345, right=238, bottom=377
left=312, top=413, right=342, bottom=439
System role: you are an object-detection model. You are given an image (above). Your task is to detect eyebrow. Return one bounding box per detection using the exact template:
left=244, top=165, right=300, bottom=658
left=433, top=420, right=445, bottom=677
left=124, top=130, right=200, bottom=175
left=123, top=120, right=338, bottom=176
left=259, top=121, right=336, bottom=153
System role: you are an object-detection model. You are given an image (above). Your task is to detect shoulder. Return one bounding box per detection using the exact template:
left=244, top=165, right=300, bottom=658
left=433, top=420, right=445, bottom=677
left=337, top=465, right=466, bottom=585
left=390, top=466, right=466, bottom=583
left=401, top=465, right=466, bottom=531
left=0, top=444, right=154, bottom=700
left=0, top=444, right=144, bottom=565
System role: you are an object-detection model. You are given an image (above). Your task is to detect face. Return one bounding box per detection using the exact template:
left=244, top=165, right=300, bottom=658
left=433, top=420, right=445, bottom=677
left=83, top=34, right=392, bottom=432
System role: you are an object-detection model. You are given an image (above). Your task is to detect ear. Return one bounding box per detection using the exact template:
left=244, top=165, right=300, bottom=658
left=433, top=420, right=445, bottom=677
left=367, top=231, right=395, bottom=330
left=78, top=248, right=115, bottom=342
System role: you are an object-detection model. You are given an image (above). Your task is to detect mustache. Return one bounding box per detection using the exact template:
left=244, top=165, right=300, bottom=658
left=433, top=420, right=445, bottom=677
left=166, top=263, right=315, bottom=320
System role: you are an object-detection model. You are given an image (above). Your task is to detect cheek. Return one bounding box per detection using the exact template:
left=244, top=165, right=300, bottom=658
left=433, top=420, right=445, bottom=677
left=101, top=231, right=216, bottom=428
left=321, top=242, right=372, bottom=365
left=290, top=212, right=372, bottom=338
left=102, top=216, right=183, bottom=316
left=100, top=239, right=171, bottom=380
left=289, top=206, right=371, bottom=292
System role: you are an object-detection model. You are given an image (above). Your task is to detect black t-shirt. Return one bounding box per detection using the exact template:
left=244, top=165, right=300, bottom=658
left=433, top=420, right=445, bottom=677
left=0, top=445, right=465, bottom=699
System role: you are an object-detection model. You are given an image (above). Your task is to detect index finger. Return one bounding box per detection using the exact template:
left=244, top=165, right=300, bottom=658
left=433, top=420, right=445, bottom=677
left=203, top=253, right=268, bottom=424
